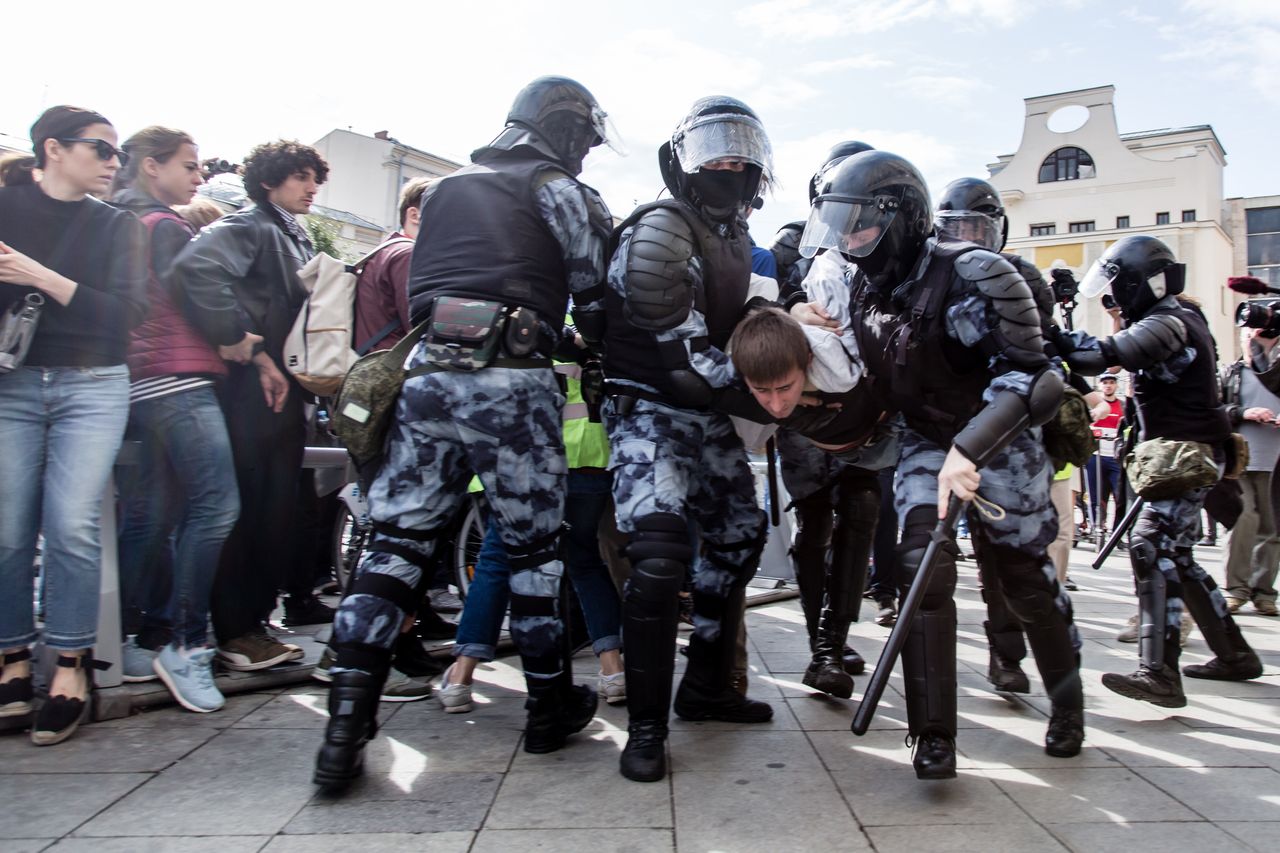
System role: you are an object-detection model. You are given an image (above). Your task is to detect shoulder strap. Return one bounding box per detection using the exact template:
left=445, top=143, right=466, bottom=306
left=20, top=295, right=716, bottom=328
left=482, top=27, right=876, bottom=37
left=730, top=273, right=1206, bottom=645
left=349, top=236, right=414, bottom=275
left=356, top=318, right=402, bottom=356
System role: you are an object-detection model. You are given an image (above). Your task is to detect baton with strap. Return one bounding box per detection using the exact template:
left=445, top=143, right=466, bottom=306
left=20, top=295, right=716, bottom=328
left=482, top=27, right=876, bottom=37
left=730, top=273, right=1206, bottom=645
left=851, top=495, right=965, bottom=736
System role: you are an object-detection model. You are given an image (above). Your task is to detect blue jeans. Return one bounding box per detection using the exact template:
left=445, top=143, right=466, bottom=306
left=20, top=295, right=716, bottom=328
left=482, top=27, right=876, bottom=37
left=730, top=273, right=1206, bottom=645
left=117, top=387, right=240, bottom=647
left=455, top=469, right=623, bottom=660
left=0, top=365, right=130, bottom=650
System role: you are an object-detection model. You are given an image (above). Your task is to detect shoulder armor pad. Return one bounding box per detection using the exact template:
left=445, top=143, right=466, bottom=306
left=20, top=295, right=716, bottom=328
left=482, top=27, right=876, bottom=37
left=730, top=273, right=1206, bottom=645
left=624, top=208, right=697, bottom=331
left=955, top=249, right=1046, bottom=368
left=1110, top=313, right=1187, bottom=371
left=1007, top=254, right=1055, bottom=325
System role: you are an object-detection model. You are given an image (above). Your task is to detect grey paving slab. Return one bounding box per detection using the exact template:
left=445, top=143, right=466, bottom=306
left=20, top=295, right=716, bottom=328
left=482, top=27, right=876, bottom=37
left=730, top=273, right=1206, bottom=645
left=46, top=837, right=270, bottom=852
left=865, top=822, right=1069, bottom=852
left=954, top=725, right=1122, bottom=769
left=283, top=772, right=501, bottom=834
left=230, top=693, right=333, bottom=728
left=1094, top=724, right=1280, bottom=768
left=471, top=828, right=674, bottom=853
left=783, top=695, right=870, bottom=731
left=1219, top=821, right=1280, bottom=851
left=363, top=722, right=520, bottom=773
left=983, top=767, right=1202, bottom=824
left=1050, top=821, right=1253, bottom=853
left=672, top=770, right=867, bottom=853
left=667, top=730, right=823, bottom=774
left=0, top=725, right=216, bottom=773
left=486, top=768, right=671, bottom=829
left=75, top=729, right=320, bottom=837
left=0, top=773, right=149, bottom=838
left=831, top=765, right=1020, bottom=826
left=507, top=729, right=627, bottom=770
left=1134, top=766, right=1280, bottom=821
left=262, top=833, right=472, bottom=853
left=0, top=841, right=55, bottom=853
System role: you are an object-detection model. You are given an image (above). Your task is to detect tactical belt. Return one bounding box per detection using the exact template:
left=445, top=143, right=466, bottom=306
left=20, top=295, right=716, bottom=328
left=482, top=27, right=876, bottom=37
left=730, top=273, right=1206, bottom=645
left=407, top=357, right=552, bottom=378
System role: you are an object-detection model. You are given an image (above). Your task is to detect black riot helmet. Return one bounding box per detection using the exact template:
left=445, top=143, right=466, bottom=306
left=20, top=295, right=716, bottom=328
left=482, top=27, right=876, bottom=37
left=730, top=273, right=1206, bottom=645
left=476, top=76, right=623, bottom=176
left=1080, top=235, right=1185, bottom=319
left=800, top=150, right=931, bottom=284
left=809, top=140, right=875, bottom=204
left=659, top=96, right=774, bottom=221
left=770, top=221, right=806, bottom=284
left=934, top=177, right=1008, bottom=252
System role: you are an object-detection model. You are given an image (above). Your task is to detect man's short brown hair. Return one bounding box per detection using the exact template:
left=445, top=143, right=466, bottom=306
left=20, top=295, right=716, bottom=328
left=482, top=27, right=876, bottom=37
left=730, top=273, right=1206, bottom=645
left=729, top=307, right=810, bottom=383
left=399, top=176, right=436, bottom=227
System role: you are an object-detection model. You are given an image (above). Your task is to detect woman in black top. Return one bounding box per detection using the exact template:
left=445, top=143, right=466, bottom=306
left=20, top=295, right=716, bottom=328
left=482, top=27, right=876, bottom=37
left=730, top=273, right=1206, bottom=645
left=0, top=105, right=147, bottom=745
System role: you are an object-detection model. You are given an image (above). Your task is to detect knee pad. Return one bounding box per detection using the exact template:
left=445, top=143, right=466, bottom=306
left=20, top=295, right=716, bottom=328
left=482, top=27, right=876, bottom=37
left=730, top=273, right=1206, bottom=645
left=1128, top=529, right=1160, bottom=580
left=626, top=513, right=692, bottom=605
left=896, top=506, right=958, bottom=605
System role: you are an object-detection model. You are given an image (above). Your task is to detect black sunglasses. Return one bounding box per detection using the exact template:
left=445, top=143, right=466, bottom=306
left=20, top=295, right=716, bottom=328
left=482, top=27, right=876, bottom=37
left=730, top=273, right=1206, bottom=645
left=57, top=137, right=129, bottom=166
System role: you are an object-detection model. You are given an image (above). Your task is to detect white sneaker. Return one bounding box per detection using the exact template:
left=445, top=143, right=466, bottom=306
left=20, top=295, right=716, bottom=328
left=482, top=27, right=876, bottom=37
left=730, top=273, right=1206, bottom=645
left=437, top=664, right=473, bottom=714
left=598, top=671, right=626, bottom=705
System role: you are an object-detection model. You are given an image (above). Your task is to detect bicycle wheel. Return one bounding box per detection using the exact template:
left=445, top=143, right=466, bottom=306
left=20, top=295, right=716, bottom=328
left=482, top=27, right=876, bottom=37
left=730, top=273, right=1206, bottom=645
left=452, top=496, right=487, bottom=600
left=331, top=504, right=369, bottom=591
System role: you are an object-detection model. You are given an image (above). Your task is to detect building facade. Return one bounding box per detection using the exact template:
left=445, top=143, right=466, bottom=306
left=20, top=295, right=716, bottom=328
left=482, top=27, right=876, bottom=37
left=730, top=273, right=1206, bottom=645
left=312, top=129, right=462, bottom=235
left=988, top=85, right=1238, bottom=351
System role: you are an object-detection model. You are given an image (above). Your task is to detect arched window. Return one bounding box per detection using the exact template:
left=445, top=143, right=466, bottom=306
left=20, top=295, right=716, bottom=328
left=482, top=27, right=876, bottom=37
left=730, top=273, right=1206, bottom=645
left=1038, top=147, right=1095, bottom=183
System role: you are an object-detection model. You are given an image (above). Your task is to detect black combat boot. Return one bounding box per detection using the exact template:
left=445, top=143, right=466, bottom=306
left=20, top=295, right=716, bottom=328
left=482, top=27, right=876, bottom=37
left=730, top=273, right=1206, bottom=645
left=1044, top=706, right=1085, bottom=757
left=802, top=608, right=855, bottom=699
left=987, top=647, right=1031, bottom=694
left=842, top=646, right=866, bottom=675
left=1181, top=588, right=1264, bottom=681
left=911, top=730, right=957, bottom=780
left=1102, top=631, right=1186, bottom=708
left=392, top=631, right=445, bottom=678
left=314, top=669, right=385, bottom=790
left=675, top=587, right=773, bottom=723
left=620, top=720, right=669, bottom=782
left=523, top=681, right=599, bottom=754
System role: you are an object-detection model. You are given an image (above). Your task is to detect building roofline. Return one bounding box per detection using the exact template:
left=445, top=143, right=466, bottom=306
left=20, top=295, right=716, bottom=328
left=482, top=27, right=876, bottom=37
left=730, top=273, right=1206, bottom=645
left=1024, top=84, right=1115, bottom=105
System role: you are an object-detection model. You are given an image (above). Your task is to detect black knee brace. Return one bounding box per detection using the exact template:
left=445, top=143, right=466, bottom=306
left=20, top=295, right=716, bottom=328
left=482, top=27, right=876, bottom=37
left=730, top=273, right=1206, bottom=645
left=896, top=506, right=959, bottom=607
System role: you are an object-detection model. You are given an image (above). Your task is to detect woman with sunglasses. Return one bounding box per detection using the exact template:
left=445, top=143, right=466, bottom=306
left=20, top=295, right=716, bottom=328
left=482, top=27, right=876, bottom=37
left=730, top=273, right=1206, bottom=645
left=0, top=105, right=148, bottom=744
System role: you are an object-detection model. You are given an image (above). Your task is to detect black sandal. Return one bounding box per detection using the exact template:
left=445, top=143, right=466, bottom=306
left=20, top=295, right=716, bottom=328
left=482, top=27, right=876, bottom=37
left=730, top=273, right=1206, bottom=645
left=31, top=653, right=108, bottom=746
left=0, top=648, right=34, bottom=719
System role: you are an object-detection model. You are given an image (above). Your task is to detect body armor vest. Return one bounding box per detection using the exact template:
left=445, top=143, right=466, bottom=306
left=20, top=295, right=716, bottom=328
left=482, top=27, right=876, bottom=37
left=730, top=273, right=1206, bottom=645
left=852, top=241, right=989, bottom=448
left=1134, top=298, right=1231, bottom=446
left=603, top=199, right=751, bottom=401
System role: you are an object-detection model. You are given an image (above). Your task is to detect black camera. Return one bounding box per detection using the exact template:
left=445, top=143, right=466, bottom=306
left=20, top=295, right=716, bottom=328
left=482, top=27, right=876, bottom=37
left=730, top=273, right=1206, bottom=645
left=1236, top=299, right=1280, bottom=338
left=1050, top=268, right=1078, bottom=303
left=1101, top=293, right=1117, bottom=310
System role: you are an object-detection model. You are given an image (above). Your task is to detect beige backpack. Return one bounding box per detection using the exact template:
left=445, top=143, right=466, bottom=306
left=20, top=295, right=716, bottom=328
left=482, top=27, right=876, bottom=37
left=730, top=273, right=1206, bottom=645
left=283, top=237, right=412, bottom=396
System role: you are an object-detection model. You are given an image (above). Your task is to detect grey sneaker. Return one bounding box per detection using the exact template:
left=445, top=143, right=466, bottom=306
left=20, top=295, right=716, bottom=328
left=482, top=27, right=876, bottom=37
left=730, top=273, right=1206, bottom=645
left=437, top=664, right=473, bottom=713
left=122, top=637, right=159, bottom=683
left=598, top=671, right=627, bottom=705
left=428, top=588, right=464, bottom=614
left=1117, top=613, right=1139, bottom=643
left=381, top=668, right=433, bottom=703
left=154, top=645, right=224, bottom=713
left=217, top=632, right=298, bottom=672
left=312, top=648, right=335, bottom=683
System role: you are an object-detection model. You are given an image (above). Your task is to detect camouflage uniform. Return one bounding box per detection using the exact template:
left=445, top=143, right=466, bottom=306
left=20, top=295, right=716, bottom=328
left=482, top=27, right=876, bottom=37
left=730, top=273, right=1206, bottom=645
left=1136, top=487, right=1230, bottom=632
left=331, top=174, right=607, bottom=694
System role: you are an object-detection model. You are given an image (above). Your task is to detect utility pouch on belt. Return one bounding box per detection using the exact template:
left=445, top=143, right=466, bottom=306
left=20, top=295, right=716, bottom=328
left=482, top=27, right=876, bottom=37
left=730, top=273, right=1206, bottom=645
left=1042, top=385, right=1095, bottom=471
left=424, top=297, right=505, bottom=371
left=504, top=307, right=540, bottom=358
left=1124, top=437, right=1218, bottom=499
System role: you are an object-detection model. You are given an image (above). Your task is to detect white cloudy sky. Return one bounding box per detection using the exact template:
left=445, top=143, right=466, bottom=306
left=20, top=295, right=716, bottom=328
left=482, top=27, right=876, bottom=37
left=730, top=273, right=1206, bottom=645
left=4, top=0, right=1276, bottom=241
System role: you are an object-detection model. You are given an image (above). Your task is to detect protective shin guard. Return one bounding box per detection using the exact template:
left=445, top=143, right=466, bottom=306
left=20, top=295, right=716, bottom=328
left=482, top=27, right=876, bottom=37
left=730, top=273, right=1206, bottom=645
left=829, top=483, right=880, bottom=626
left=314, top=664, right=388, bottom=790
left=901, top=604, right=958, bottom=739
left=1131, top=535, right=1167, bottom=671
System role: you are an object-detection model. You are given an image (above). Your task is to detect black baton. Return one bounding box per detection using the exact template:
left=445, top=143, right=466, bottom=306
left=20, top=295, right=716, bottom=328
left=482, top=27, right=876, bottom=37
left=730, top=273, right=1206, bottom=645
left=1092, top=497, right=1144, bottom=570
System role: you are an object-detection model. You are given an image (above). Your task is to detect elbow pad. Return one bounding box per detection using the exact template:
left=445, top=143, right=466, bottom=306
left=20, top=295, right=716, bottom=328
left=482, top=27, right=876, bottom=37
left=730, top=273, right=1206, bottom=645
left=623, top=208, right=697, bottom=331
left=1107, top=314, right=1187, bottom=371
left=956, top=250, right=1048, bottom=370
left=953, top=370, right=1063, bottom=468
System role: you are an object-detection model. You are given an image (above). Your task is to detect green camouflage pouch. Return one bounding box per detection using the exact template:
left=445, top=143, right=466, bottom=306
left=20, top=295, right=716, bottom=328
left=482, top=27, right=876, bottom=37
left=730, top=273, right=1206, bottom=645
left=1042, top=385, right=1095, bottom=470
left=1124, top=437, right=1219, bottom=500
left=333, top=319, right=430, bottom=470
left=423, top=296, right=505, bottom=371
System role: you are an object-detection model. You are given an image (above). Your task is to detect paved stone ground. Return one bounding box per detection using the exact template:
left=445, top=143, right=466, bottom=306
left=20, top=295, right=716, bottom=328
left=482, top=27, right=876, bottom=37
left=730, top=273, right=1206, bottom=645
left=2, top=539, right=1278, bottom=852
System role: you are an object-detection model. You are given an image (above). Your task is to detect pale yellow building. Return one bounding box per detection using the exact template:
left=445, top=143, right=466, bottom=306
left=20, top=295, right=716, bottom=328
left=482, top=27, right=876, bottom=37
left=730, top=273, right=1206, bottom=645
left=988, top=85, right=1237, bottom=351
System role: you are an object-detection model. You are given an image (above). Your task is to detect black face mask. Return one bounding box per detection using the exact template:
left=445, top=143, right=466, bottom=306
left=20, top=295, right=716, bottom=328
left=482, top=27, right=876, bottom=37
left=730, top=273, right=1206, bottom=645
left=690, top=169, right=751, bottom=211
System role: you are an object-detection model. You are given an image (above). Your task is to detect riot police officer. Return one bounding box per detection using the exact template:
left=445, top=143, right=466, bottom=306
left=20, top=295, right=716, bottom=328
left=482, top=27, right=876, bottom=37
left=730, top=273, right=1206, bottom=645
left=798, top=151, right=1085, bottom=779
left=602, top=96, right=774, bottom=783
left=1059, top=236, right=1263, bottom=706
left=314, top=76, right=616, bottom=790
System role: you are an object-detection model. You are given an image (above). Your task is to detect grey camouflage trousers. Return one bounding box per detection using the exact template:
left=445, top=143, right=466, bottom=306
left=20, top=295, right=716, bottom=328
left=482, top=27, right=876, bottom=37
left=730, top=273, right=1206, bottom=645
left=604, top=397, right=766, bottom=643
left=333, top=358, right=567, bottom=682
left=896, top=426, right=1082, bottom=653
left=1136, top=486, right=1231, bottom=632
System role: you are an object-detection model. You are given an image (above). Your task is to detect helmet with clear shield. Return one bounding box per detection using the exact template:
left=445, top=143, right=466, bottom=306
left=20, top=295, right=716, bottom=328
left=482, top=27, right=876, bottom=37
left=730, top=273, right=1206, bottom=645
left=480, top=75, right=624, bottom=176
left=800, top=150, right=931, bottom=281
left=1079, top=235, right=1185, bottom=319
left=809, top=140, right=875, bottom=204
left=659, top=96, right=774, bottom=219
left=934, top=177, right=1007, bottom=252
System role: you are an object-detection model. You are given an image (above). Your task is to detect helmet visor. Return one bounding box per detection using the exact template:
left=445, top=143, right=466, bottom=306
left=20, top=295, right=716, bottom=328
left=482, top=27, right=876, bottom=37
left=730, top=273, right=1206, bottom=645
left=674, top=115, right=774, bottom=180
left=1080, top=257, right=1121, bottom=298
left=799, top=196, right=898, bottom=260
left=589, top=105, right=627, bottom=156
left=934, top=211, right=1003, bottom=252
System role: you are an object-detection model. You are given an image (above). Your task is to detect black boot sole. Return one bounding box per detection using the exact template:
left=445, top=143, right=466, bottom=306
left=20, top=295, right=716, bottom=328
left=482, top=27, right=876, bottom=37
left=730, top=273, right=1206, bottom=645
left=620, top=747, right=667, bottom=782
left=672, top=700, right=773, bottom=723
left=801, top=667, right=855, bottom=700
left=313, top=746, right=365, bottom=790
left=524, top=691, right=599, bottom=754
left=1100, top=674, right=1187, bottom=708
left=913, top=759, right=957, bottom=780
left=988, top=674, right=1031, bottom=694
left=1182, top=662, right=1263, bottom=681
left=1044, top=738, right=1083, bottom=758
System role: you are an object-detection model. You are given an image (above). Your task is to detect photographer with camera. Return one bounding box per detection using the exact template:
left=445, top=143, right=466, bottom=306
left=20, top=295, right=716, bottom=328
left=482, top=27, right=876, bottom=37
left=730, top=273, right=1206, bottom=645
left=1219, top=288, right=1280, bottom=618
